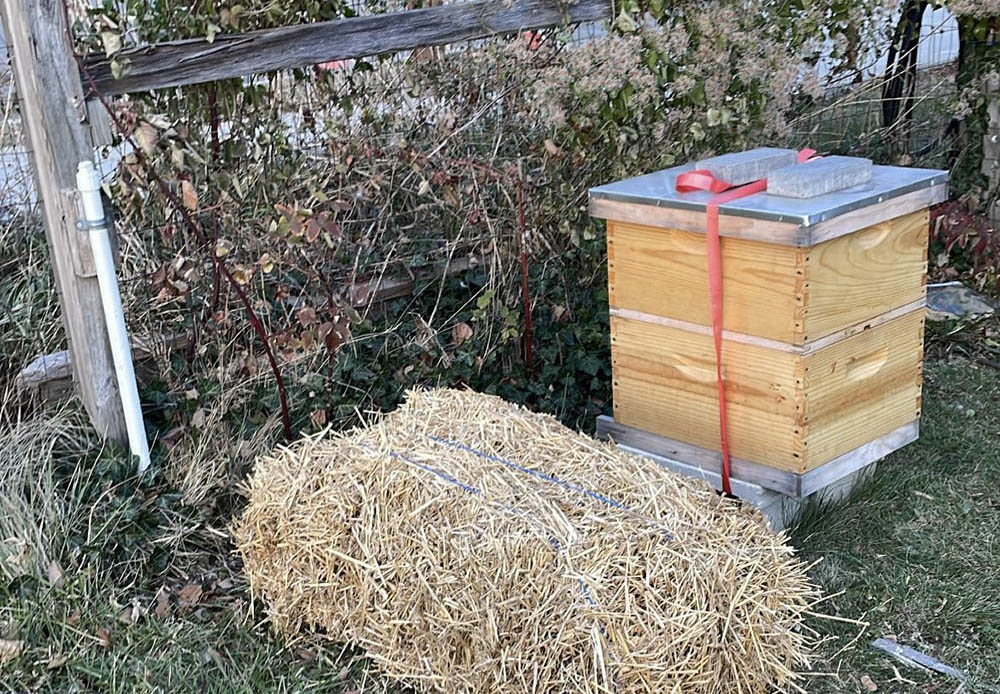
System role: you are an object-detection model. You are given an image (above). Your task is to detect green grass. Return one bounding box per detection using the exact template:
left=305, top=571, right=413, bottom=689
left=795, top=359, right=1000, bottom=693
left=0, top=409, right=391, bottom=693
left=1, top=356, right=998, bottom=692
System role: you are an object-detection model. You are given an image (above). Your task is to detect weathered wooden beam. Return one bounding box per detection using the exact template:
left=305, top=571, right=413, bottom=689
left=1, top=0, right=127, bottom=440
left=82, top=0, right=611, bottom=95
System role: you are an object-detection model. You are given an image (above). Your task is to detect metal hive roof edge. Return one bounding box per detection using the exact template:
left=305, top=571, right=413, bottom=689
left=588, top=163, right=949, bottom=227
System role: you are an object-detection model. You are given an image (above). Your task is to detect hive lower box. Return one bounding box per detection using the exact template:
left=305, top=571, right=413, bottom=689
left=598, top=307, right=924, bottom=498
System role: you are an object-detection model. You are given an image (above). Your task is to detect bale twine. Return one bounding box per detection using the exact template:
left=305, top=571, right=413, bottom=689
left=233, top=388, right=821, bottom=693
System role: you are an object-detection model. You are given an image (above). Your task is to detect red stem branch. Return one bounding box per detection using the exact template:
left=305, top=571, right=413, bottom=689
left=516, top=176, right=532, bottom=370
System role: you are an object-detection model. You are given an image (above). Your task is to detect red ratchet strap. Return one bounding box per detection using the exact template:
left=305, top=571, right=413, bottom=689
left=675, top=149, right=816, bottom=495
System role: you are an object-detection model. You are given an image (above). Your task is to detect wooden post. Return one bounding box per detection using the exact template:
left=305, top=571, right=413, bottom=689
left=1, top=0, right=126, bottom=440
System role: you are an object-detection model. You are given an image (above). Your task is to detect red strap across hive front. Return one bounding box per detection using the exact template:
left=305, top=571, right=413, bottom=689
left=675, top=149, right=815, bottom=496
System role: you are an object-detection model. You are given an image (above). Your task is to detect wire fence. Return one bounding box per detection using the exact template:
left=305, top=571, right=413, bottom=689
left=793, top=5, right=961, bottom=170
left=0, top=30, right=66, bottom=396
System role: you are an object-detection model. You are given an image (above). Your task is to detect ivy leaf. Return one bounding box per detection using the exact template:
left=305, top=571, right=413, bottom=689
left=100, top=31, right=122, bottom=56
left=614, top=10, right=637, bottom=33
left=275, top=203, right=302, bottom=237
left=230, top=266, right=250, bottom=285
left=305, top=218, right=321, bottom=243
left=316, top=211, right=342, bottom=238
left=215, top=239, right=233, bottom=257
left=476, top=290, right=494, bottom=310
left=109, top=57, right=130, bottom=80
left=258, top=253, right=274, bottom=273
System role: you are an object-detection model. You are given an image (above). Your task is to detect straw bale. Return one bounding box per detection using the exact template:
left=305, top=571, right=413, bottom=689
left=233, top=388, right=821, bottom=693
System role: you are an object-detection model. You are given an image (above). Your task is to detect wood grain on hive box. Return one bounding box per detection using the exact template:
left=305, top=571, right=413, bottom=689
left=610, top=308, right=925, bottom=473
left=607, top=209, right=928, bottom=345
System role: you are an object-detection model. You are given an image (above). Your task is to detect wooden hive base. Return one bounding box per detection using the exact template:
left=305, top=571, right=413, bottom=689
left=596, top=415, right=918, bottom=499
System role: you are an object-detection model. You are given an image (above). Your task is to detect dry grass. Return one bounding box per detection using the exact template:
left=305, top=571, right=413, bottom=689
left=0, top=399, right=98, bottom=583
left=234, top=388, right=822, bottom=694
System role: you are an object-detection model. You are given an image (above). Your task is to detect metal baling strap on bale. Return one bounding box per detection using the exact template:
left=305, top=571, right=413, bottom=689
left=356, top=440, right=611, bottom=660
left=675, top=148, right=817, bottom=495
left=361, top=433, right=677, bottom=537
left=424, top=433, right=676, bottom=539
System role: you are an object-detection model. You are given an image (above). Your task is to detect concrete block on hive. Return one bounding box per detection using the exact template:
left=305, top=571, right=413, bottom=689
left=768, top=156, right=873, bottom=198
left=695, top=147, right=798, bottom=185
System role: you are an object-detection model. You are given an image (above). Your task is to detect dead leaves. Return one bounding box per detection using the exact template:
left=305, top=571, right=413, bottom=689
left=451, top=322, right=473, bottom=348
left=273, top=205, right=341, bottom=244
left=149, top=576, right=240, bottom=620
left=154, top=586, right=171, bottom=619
left=46, top=653, right=68, bottom=670
left=273, top=310, right=351, bottom=362
left=47, top=560, right=64, bottom=588
left=135, top=121, right=158, bottom=157
left=297, top=306, right=317, bottom=327
left=181, top=179, right=198, bottom=211
left=310, top=409, right=327, bottom=428
left=0, top=639, right=24, bottom=663
left=151, top=254, right=198, bottom=304
left=177, top=583, right=203, bottom=610
left=118, top=604, right=140, bottom=625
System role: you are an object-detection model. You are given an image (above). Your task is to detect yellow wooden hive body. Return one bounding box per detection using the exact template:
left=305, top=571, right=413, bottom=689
left=591, top=164, right=947, bottom=492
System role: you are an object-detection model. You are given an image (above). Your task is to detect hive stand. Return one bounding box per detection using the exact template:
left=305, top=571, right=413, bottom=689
left=596, top=415, right=907, bottom=530
left=590, top=154, right=948, bottom=529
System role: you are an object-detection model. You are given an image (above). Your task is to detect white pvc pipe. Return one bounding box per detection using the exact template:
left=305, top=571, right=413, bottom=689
left=76, top=160, right=152, bottom=473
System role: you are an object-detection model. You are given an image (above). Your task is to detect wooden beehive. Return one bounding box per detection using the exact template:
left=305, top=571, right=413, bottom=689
left=591, top=162, right=948, bottom=497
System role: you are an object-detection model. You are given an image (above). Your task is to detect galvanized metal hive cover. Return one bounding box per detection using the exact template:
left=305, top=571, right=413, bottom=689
left=589, top=162, right=948, bottom=226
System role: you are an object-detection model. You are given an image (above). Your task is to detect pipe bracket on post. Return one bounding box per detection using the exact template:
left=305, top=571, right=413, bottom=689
left=76, top=217, right=109, bottom=230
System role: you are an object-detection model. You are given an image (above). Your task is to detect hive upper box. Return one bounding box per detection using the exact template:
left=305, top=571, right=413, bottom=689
left=589, top=162, right=948, bottom=246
